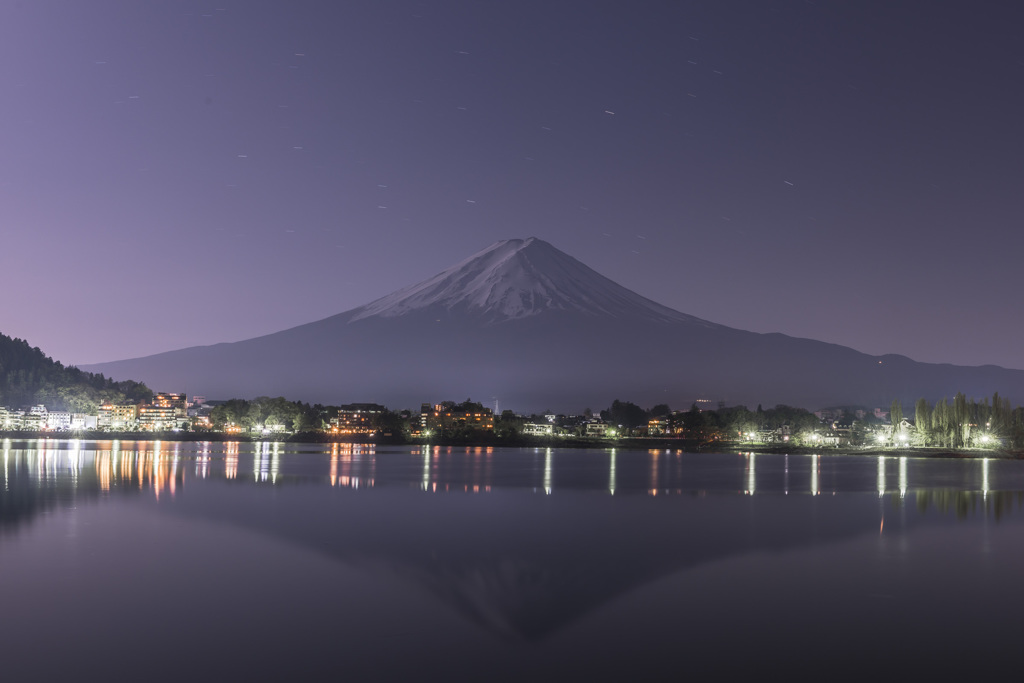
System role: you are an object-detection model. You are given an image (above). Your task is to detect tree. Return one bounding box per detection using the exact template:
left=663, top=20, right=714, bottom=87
left=953, top=392, right=970, bottom=448
left=915, top=398, right=931, bottom=445
left=890, top=400, right=903, bottom=431
left=932, top=399, right=950, bottom=448
left=648, top=404, right=671, bottom=418
left=601, top=400, right=648, bottom=433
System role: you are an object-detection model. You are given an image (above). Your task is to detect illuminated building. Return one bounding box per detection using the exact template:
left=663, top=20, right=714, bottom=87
left=421, top=401, right=495, bottom=434
left=19, top=412, right=44, bottom=430
left=0, top=407, right=21, bottom=430
left=647, top=418, right=672, bottom=436
left=70, top=413, right=98, bottom=430
left=138, top=404, right=177, bottom=431
left=523, top=423, right=555, bottom=436
left=330, top=403, right=386, bottom=434
left=45, top=411, right=72, bottom=431
left=138, top=392, right=188, bottom=431
left=97, top=403, right=139, bottom=431
left=152, top=392, right=187, bottom=415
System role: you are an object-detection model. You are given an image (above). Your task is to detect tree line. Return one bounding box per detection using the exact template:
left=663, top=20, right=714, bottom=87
left=596, top=399, right=825, bottom=439
left=0, top=333, right=152, bottom=413
left=207, top=397, right=410, bottom=436
left=905, top=392, right=1024, bottom=449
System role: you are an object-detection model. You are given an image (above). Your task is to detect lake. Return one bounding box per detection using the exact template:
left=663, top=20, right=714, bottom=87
left=1, top=439, right=1022, bottom=680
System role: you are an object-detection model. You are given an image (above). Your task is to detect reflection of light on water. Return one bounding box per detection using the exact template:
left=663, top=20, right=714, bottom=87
left=271, top=443, right=280, bottom=484
left=543, top=448, right=552, bottom=494
left=609, top=448, right=616, bottom=496
left=171, top=447, right=180, bottom=498
left=810, top=454, right=819, bottom=496
left=877, top=456, right=886, bottom=497
left=484, top=447, right=493, bottom=492
left=745, top=453, right=756, bottom=495
left=254, top=442, right=268, bottom=482
left=899, top=457, right=907, bottom=499
left=422, top=448, right=431, bottom=491
left=121, top=446, right=133, bottom=483
left=225, top=442, right=239, bottom=480
left=330, top=446, right=338, bottom=487
left=983, top=458, right=990, bottom=499
left=70, top=442, right=83, bottom=487
left=327, top=442, right=375, bottom=490
left=649, top=450, right=659, bottom=493
left=194, top=441, right=210, bottom=479
left=784, top=454, right=789, bottom=495
left=97, top=451, right=111, bottom=492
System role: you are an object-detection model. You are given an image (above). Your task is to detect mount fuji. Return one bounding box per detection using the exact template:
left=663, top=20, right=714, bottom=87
left=83, top=238, right=1024, bottom=411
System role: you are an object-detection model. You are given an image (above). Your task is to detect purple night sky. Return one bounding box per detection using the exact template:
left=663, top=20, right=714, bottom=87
left=2, top=1, right=1022, bottom=369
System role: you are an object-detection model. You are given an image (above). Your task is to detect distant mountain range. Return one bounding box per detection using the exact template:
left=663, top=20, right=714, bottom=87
left=81, top=238, right=1024, bottom=411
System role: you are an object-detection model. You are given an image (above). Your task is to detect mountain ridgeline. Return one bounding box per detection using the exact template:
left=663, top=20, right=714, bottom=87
left=0, top=333, right=152, bottom=413
left=81, top=238, right=1024, bottom=412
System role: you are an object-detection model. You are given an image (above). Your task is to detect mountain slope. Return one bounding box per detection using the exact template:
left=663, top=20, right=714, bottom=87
left=349, top=237, right=712, bottom=326
left=0, top=333, right=152, bottom=412
left=81, top=238, right=1024, bottom=411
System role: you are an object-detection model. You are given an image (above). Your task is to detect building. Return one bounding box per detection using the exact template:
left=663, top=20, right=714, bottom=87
left=20, top=413, right=44, bottom=431
left=98, top=404, right=139, bottom=431
left=0, top=407, right=21, bottom=430
left=46, top=412, right=72, bottom=431
left=136, top=392, right=188, bottom=431
left=421, top=401, right=495, bottom=434
left=152, top=393, right=188, bottom=416
left=523, top=423, right=555, bottom=436
left=647, top=418, right=673, bottom=436
left=70, top=413, right=98, bottom=430
left=138, top=404, right=178, bottom=431
left=330, top=403, right=386, bottom=434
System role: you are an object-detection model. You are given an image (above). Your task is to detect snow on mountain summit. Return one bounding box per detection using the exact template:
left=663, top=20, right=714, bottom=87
left=350, top=237, right=715, bottom=325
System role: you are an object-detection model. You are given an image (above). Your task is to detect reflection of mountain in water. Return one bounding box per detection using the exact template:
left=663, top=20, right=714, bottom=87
left=2, top=441, right=1022, bottom=641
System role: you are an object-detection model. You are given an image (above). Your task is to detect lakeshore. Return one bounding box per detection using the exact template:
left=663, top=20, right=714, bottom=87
left=3, top=430, right=1020, bottom=460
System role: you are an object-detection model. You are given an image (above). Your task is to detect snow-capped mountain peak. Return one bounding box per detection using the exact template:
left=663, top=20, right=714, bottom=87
left=349, top=237, right=712, bottom=325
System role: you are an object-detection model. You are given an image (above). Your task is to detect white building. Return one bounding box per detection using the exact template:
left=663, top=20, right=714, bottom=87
left=46, top=412, right=72, bottom=431
left=523, top=423, right=555, bottom=436
left=71, top=414, right=98, bottom=430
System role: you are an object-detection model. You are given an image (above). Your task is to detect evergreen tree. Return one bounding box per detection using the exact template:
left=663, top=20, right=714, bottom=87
left=890, top=400, right=904, bottom=441
left=953, top=392, right=970, bottom=448
left=915, top=398, right=931, bottom=445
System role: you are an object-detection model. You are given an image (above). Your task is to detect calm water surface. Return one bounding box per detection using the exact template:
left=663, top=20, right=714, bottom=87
left=1, top=439, right=1022, bottom=680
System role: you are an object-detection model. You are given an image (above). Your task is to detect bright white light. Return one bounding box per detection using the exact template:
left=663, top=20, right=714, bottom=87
left=899, top=457, right=907, bottom=499
left=877, top=456, right=886, bottom=497
left=608, top=449, right=616, bottom=495
left=982, top=457, right=990, bottom=497
left=543, top=448, right=552, bottom=494
left=746, top=453, right=756, bottom=495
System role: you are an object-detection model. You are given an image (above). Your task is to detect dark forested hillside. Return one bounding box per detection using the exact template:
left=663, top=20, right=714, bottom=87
left=0, top=333, right=152, bottom=413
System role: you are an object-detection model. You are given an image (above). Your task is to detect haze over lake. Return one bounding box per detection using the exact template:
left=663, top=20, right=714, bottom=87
left=2, top=439, right=1022, bottom=680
